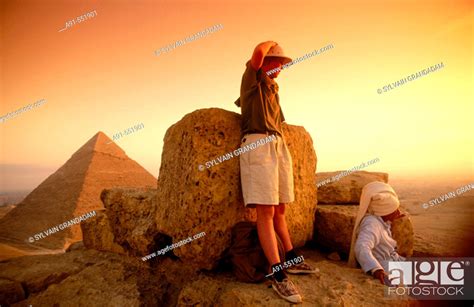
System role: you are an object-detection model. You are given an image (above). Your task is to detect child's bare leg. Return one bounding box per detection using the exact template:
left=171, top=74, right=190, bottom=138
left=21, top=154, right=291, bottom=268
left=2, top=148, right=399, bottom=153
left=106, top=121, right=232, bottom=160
left=256, top=205, right=280, bottom=267
left=273, top=203, right=293, bottom=252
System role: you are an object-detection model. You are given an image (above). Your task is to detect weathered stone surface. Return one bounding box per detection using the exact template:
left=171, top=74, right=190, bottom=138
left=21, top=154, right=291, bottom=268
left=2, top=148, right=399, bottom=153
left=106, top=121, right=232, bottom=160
left=155, top=108, right=317, bottom=270
left=0, top=204, right=16, bottom=219
left=99, top=188, right=160, bottom=256
left=0, top=251, right=93, bottom=297
left=316, top=171, right=388, bottom=204
left=327, top=252, right=341, bottom=261
left=81, top=210, right=125, bottom=255
left=177, top=249, right=417, bottom=307
left=1, top=250, right=169, bottom=306
left=65, top=240, right=84, bottom=252
left=0, top=246, right=418, bottom=306
left=391, top=215, right=415, bottom=258
left=0, top=278, right=25, bottom=305
left=25, top=258, right=164, bottom=306
left=314, top=205, right=413, bottom=258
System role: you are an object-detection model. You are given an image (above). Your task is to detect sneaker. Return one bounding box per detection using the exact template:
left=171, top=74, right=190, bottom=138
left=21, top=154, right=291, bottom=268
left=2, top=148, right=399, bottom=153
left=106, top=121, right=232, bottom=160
left=271, top=277, right=302, bottom=304
left=287, top=261, right=320, bottom=275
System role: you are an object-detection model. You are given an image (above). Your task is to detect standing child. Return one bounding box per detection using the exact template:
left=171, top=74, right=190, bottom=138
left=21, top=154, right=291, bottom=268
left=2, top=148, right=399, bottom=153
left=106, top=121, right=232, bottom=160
left=234, top=41, right=318, bottom=304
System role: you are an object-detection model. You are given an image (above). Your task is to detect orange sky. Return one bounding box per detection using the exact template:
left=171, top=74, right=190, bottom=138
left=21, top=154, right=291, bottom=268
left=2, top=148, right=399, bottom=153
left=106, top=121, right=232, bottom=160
left=1, top=0, right=473, bottom=192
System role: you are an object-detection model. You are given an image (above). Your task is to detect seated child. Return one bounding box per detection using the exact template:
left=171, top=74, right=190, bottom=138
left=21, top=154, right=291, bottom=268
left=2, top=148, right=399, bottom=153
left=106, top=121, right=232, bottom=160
left=348, top=181, right=405, bottom=284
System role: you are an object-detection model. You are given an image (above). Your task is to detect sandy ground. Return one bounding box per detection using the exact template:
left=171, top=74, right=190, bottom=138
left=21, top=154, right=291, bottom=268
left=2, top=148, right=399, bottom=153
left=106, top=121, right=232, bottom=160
left=0, top=242, right=65, bottom=261
left=0, top=204, right=16, bottom=219
left=0, top=243, right=29, bottom=261
left=406, top=196, right=474, bottom=256
left=0, top=235, right=65, bottom=261
left=391, top=179, right=474, bottom=257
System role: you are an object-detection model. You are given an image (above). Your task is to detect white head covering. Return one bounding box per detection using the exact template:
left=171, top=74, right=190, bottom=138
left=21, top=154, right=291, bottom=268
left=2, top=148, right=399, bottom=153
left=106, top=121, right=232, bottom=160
left=347, top=181, right=400, bottom=267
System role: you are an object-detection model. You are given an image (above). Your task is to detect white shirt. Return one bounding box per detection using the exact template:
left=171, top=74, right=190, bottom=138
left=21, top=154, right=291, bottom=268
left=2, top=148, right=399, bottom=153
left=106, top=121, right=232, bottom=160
left=354, top=215, right=405, bottom=274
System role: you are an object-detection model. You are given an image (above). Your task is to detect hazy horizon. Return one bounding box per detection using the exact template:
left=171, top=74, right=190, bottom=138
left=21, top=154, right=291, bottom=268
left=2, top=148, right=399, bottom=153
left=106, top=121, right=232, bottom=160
left=1, top=154, right=471, bottom=194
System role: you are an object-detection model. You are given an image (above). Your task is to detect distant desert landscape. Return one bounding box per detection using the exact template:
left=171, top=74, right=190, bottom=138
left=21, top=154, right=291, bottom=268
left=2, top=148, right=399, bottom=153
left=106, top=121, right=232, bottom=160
left=390, top=179, right=474, bottom=257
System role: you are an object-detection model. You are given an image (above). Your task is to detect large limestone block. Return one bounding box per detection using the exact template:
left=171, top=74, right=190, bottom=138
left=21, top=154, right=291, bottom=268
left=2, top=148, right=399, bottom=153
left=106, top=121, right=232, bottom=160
left=317, top=171, right=388, bottom=204
left=81, top=210, right=125, bottom=254
left=391, top=215, right=415, bottom=258
left=314, top=205, right=413, bottom=258
left=156, top=108, right=317, bottom=270
left=99, top=188, right=159, bottom=256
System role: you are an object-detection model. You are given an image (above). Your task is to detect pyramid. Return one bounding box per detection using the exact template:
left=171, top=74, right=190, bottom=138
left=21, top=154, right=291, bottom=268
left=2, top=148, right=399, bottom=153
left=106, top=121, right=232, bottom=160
left=0, top=132, right=156, bottom=253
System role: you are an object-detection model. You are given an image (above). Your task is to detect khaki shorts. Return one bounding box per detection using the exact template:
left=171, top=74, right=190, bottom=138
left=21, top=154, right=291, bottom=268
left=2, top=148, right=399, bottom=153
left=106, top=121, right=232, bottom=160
left=239, top=133, right=295, bottom=207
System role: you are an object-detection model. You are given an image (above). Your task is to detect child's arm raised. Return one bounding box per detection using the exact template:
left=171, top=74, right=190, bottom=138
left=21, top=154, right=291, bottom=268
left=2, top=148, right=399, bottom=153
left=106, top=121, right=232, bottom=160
left=250, top=41, right=277, bottom=71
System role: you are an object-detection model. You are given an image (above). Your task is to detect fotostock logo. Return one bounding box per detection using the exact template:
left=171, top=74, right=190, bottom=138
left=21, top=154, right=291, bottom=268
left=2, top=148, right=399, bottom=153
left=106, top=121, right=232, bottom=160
left=386, top=258, right=473, bottom=300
